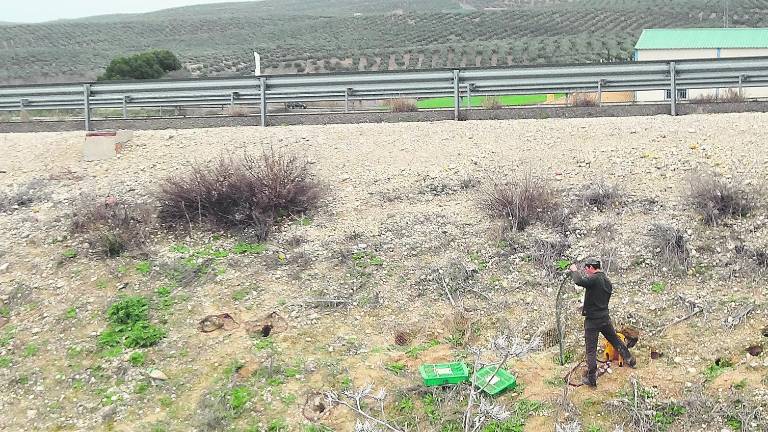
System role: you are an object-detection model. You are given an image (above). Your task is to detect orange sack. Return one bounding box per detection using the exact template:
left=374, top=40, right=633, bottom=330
left=602, top=327, right=639, bottom=367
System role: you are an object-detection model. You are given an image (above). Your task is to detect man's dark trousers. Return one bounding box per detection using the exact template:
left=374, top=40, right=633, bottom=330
left=584, top=317, right=632, bottom=385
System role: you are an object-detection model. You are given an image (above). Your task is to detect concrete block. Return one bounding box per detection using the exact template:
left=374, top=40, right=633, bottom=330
left=83, top=130, right=120, bottom=161
left=116, top=130, right=133, bottom=144
left=115, top=130, right=133, bottom=154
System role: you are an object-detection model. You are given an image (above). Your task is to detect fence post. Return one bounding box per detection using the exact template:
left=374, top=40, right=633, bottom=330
left=83, top=84, right=91, bottom=131
left=669, top=61, right=677, bottom=116
left=453, top=69, right=460, bottom=120
left=260, top=77, right=267, bottom=127
left=122, top=96, right=128, bottom=119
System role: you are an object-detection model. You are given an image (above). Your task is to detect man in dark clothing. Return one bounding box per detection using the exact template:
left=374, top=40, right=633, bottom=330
left=569, top=258, right=635, bottom=387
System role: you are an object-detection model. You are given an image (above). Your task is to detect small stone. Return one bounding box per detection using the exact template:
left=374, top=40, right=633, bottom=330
left=148, top=369, right=168, bottom=380
left=746, top=345, right=763, bottom=356
left=99, top=405, right=117, bottom=422
left=0, top=263, right=8, bottom=273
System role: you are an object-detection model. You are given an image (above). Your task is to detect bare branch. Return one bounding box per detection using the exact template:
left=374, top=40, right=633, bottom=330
left=325, top=386, right=404, bottom=432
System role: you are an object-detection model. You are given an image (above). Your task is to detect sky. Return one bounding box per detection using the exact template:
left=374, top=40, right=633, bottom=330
left=2, top=0, right=254, bottom=23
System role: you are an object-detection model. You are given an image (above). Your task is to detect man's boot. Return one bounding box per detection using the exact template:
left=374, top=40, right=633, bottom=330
left=626, top=356, right=637, bottom=368
left=582, top=373, right=597, bottom=388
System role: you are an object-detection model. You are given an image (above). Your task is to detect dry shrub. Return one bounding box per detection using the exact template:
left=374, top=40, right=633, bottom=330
left=608, top=380, right=677, bottom=432
left=691, top=89, right=745, bottom=104
left=690, top=93, right=719, bottom=104
left=754, top=249, right=768, bottom=268
left=71, top=197, right=154, bottom=257
left=485, top=174, right=563, bottom=231
left=424, top=258, right=478, bottom=300
left=223, top=106, right=250, bottom=117
left=568, top=93, right=598, bottom=107
left=680, top=387, right=768, bottom=431
left=159, top=257, right=216, bottom=287
left=0, top=178, right=48, bottom=213
left=581, top=180, right=620, bottom=210
left=648, top=224, right=690, bottom=272
left=443, top=311, right=477, bottom=347
left=195, top=389, right=231, bottom=431
left=388, top=98, right=418, bottom=113
left=594, top=220, right=620, bottom=273
left=530, top=236, right=570, bottom=277
left=719, top=89, right=746, bottom=103
left=157, top=151, right=320, bottom=240
left=688, top=171, right=754, bottom=226
left=481, top=96, right=502, bottom=110
left=734, top=243, right=768, bottom=277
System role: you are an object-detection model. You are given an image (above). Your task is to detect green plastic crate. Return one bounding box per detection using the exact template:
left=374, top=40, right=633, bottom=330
left=473, top=367, right=517, bottom=395
left=419, top=362, right=469, bottom=387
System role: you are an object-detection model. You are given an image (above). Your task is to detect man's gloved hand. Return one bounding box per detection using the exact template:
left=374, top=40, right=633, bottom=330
left=568, top=264, right=578, bottom=273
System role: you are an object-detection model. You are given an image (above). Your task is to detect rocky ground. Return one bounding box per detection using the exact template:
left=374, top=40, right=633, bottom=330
left=0, top=114, right=767, bottom=432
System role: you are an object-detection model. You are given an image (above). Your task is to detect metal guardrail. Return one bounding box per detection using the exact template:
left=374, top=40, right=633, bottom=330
left=1, top=57, right=768, bottom=130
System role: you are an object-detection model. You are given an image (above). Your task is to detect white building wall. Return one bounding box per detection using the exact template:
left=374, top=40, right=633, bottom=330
left=635, top=48, right=716, bottom=61
left=635, top=48, right=768, bottom=102
left=718, top=49, right=768, bottom=98
left=719, top=48, right=768, bottom=58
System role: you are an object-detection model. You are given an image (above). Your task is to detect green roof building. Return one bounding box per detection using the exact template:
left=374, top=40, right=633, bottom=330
left=634, top=28, right=768, bottom=61
left=633, top=28, right=768, bottom=102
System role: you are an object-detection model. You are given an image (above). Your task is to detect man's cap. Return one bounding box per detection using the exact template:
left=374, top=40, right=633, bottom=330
left=583, top=258, right=601, bottom=268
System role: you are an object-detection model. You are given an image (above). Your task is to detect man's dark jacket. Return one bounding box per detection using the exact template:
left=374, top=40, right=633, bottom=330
left=570, top=271, right=612, bottom=320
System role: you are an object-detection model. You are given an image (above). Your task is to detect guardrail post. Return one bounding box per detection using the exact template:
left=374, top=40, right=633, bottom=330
left=344, top=88, right=351, bottom=113
left=466, top=84, right=472, bottom=110
left=597, top=79, right=604, bottom=107
left=260, top=77, right=267, bottom=127
left=83, top=84, right=91, bottom=131
left=122, top=96, right=128, bottom=119
left=669, top=61, right=677, bottom=116
left=738, top=74, right=745, bottom=97
left=230, top=92, right=236, bottom=108
left=19, top=98, right=26, bottom=119
left=453, top=69, right=460, bottom=120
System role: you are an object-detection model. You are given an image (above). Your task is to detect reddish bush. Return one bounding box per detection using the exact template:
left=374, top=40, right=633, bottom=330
left=158, top=151, right=320, bottom=239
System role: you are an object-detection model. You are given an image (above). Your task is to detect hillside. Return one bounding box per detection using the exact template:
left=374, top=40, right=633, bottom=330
left=2, top=0, right=767, bottom=84
left=65, top=0, right=464, bottom=21
left=1, top=114, right=767, bottom=430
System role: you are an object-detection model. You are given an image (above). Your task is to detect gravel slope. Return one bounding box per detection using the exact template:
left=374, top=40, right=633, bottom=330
left=0, top=114, right=767, bottom=431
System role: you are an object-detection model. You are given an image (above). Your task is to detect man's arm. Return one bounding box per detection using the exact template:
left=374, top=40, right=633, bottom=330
left=567, top=264, right=597, bottom=289
left=569, top=271, right=596, bottom=288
